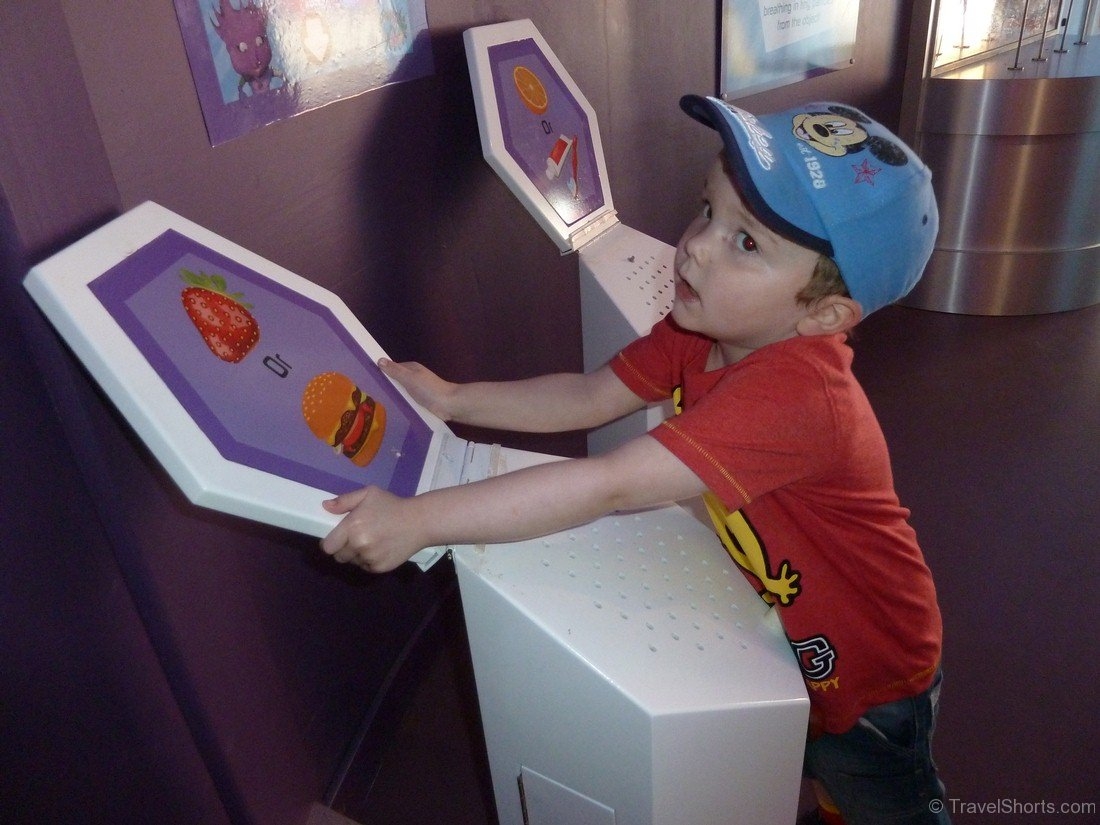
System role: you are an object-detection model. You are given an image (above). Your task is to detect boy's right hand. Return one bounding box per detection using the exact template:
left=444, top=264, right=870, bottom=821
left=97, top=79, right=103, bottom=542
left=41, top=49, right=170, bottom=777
left=378, top=358, right=459, bottom=422
left=321, top=486, right=429, bottom=573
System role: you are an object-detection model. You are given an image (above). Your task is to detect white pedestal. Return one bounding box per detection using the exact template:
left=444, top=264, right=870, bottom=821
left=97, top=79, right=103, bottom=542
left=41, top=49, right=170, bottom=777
left=578, top=223, right=676, bottom=455
left=453, top=497, right=808, bottom=825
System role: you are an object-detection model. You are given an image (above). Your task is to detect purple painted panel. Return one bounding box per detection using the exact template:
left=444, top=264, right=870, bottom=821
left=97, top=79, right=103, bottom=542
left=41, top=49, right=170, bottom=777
left=488, top=39, right=605, bottom=227
left=89, top=230, right=432, bottom=497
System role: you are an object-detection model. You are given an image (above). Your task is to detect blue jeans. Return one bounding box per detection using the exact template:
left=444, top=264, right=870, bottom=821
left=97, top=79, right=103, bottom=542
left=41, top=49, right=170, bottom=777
left=804, top=670, right=950, bottom=824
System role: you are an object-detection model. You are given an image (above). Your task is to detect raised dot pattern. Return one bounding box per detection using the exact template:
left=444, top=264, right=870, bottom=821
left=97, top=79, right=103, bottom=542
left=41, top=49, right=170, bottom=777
left=624, top=254, right=674, bottom=316
left=536, top=515, right=755, bottom=657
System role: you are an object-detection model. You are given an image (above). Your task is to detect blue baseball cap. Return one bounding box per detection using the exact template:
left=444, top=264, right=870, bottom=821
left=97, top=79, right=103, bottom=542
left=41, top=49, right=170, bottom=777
left=680, top=95, right=938, bottom=316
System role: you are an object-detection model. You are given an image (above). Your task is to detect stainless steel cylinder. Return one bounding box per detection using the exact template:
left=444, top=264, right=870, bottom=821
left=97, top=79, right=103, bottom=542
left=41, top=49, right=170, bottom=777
left=903, top=45, right=1100, bottom=314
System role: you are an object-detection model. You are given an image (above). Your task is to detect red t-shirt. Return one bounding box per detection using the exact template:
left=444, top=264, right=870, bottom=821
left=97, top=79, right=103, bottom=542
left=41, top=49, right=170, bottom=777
left=612, top=317, right=942, bottom=735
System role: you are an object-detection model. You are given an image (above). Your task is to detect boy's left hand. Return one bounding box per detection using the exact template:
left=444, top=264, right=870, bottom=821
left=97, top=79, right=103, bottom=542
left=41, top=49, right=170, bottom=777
left=320, top=487, right=425, bottom=573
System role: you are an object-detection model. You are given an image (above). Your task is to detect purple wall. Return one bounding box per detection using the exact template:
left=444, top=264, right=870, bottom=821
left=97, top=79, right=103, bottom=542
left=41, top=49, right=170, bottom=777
left=0, top=1, right=915, bottom=822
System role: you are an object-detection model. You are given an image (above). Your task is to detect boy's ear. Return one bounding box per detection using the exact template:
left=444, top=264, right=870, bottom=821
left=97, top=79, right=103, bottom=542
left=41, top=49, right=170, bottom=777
left=797, top=295, right=863, bottom=337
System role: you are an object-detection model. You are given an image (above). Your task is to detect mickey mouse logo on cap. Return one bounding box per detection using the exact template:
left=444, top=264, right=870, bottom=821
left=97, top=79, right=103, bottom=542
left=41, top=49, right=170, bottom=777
left=792, top=105, right=908, bottom=166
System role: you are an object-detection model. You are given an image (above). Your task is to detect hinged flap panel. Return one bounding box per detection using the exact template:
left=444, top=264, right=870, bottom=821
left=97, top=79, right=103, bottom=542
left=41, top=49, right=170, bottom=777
left=465, top=20, right=618, bottom=253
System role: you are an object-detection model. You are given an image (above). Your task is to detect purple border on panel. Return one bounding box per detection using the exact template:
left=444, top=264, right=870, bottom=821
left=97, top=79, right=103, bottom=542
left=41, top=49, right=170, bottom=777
left=89, top=230, right=433, bottom=497
left=488, top=39, right=605, bottom=227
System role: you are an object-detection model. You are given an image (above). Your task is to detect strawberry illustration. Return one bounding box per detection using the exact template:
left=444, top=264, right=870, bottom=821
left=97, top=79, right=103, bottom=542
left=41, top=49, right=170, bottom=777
left=180, top=269, right=260, bottom=363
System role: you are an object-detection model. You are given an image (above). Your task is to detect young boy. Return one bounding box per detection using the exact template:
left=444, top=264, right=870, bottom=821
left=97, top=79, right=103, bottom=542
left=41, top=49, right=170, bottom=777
left=322, top=96, right=948, bottom=824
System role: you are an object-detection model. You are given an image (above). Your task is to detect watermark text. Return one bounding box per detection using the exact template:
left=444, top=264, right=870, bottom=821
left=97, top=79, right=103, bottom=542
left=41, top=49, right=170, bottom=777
left=930, top=798, right=1096, bottom=816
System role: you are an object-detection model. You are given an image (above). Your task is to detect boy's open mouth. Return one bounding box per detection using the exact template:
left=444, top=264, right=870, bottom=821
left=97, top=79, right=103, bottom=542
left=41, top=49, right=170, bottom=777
left=675, top=273, right=700, bottom=302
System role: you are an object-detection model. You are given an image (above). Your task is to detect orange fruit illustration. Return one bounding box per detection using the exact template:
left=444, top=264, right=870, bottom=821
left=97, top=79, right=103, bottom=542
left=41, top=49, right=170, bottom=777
left=513, top=65, right=548, bottom=115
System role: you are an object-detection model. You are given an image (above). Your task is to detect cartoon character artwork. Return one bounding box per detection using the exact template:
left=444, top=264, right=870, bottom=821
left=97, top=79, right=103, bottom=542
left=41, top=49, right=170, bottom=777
left=378, top=0, right=412, bottom=55
left=301, top=372, right=387, bottom=467
left=175, top=0, right=432, bottom=144
left=180, top=268, right=260, bottom=363
left=210, top=0, right=283, bottom=97
left=792, top=106, right=909, bottom=167
left=705, top=496, right=802, bottom=608
left=668, top=385, right=802, bottom=608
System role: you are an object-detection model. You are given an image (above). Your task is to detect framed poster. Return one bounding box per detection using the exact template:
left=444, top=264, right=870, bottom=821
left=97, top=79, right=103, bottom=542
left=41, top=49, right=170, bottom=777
left=721, top=0, right=860, bottom=99
left=173, top=0, right=434, bottom=145
left=24, top=202, right=454, bottom=567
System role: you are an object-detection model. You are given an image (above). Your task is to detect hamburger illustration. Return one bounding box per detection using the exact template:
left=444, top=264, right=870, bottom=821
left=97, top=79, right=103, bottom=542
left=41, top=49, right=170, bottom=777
left=301, top=372, right=386, bottom=467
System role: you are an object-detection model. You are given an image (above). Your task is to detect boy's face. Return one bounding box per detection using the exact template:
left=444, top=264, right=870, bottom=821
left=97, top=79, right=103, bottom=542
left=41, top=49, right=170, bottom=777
left=671, top=155, right=820, bottom=366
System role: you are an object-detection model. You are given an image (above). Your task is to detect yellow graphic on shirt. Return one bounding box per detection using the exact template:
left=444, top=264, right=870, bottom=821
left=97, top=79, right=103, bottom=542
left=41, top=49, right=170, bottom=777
left=672, top=385, right=802, bottom=606
left=704, top=494, right=801, bottom=606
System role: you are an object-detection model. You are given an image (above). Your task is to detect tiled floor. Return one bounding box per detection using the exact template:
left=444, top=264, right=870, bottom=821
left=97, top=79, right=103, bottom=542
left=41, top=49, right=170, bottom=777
left=346, top=302, right=1100, bottom=824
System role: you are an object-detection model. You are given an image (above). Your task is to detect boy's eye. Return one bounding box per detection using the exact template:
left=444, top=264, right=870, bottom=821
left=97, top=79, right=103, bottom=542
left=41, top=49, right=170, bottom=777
left=701, top=202, right=712, bottom=220
left=734, top=231, right=758, bottom=253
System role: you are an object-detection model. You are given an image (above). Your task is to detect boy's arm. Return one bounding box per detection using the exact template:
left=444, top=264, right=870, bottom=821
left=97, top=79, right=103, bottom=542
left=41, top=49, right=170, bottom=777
left=379, top=358, right=645, bottom=434
left=321, top=434, right=707, bottom=573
